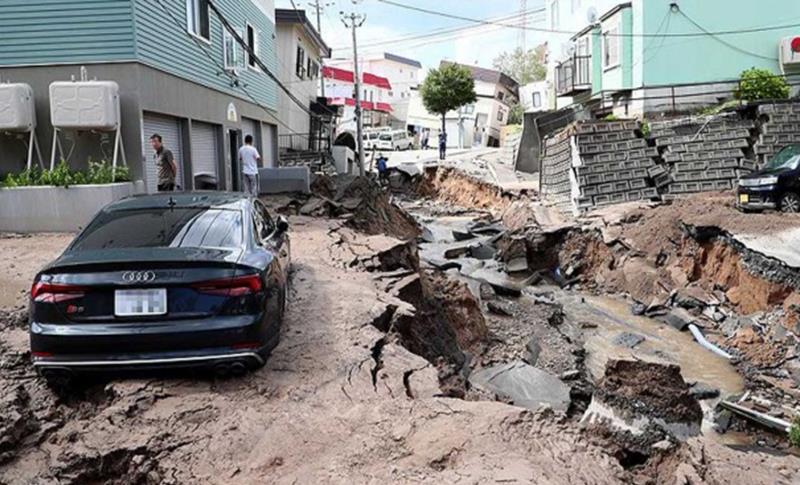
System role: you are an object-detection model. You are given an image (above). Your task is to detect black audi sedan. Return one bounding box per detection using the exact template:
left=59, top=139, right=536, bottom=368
left=29, top=192, right=290, bottom=385
left=737, top=143, right=800, bottom=212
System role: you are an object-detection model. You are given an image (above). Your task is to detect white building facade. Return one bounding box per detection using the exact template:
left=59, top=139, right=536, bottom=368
left=274, top=9, right=331, bottom=151
left=408, top=62, right=519, bottom=149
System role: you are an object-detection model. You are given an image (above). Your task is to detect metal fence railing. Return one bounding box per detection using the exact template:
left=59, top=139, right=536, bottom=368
left=556, top=55, right=591, bottom=96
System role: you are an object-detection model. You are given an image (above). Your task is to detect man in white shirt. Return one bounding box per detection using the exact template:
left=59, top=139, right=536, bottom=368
left=238, top=134, right=261, bottom=196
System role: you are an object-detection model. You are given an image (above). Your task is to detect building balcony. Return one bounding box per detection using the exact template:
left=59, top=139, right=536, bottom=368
left=556, top=55, right=592, bottom=97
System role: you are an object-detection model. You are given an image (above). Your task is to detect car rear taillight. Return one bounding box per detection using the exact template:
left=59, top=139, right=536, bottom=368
left=31, top=282, right=86, bottom=303
left=192, top=274, right=263, bottom=297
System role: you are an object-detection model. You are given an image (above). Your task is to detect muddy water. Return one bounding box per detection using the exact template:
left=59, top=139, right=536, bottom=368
left=560, top=293, right=744, bottom=397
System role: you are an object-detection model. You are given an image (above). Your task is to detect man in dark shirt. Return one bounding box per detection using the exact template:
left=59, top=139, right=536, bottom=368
left=150, top=133, right=177, bottom=191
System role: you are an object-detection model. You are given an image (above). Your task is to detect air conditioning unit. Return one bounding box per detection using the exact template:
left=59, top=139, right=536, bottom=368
left=779, top=36, right=800, bottom=66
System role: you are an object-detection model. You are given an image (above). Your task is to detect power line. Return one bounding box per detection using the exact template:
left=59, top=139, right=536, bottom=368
left=355, top=14, right=545, bottom=55
left=677, top=9, right=777, bottom=61
left=330, top=7, right=545, bottom=50
left=151, top=0, right=317, bottom=139
left=375, top=0, right=800, bottom=38
left=207, top=0, right=336, bottom=118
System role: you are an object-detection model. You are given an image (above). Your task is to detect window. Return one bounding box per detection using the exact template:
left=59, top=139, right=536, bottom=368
left=550, top=0, right=559, bottom=30
left=532, top=92, right=542, bottom=108
left=246, top=24, right=259, bottom=69
left=308, top=60, right=320, bottom=80
left=497, top=91, right=506, bottom=101
left=576, top=36, right=590, bottom=56
left=603, top=25, right=620, bottom=69
left=73, top=208, right=244, bottom=251
left=296, top=46, right=306, bottom=79
left=186, top=0, right=210, bottom=41
left=224, top=28, right=245, bottom=71
left=252, top=200, right=275, bottom=243
left=497, top=109, right=505, bottom=122
left=571, top=0, right=580, bottom=13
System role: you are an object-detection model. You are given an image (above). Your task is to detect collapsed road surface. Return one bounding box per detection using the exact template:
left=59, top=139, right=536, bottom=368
left=1, top=175, right=799, bottom=484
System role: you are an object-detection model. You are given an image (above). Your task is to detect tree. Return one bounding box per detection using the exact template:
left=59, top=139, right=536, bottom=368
left=507, top=103, right=524, bottom=125
left=420, top=63, right=478, bottom=139
left=492, top=45, right=547, bottom=85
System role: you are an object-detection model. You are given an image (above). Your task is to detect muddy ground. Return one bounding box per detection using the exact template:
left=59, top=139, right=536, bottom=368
left=1, top=173, right=800, bottom=484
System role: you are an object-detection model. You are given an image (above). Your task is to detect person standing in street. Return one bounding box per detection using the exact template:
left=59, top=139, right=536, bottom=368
left=421, top=130, right=429, bottom=150
left=239, top=134, right=261, bottom=197
left=438, top=131, right=447, bottom=160
left=150, top=134, right=177, bottom=192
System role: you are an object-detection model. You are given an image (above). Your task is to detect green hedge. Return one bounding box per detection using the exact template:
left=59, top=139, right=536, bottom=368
left=1, top=160, right=130, bottom=188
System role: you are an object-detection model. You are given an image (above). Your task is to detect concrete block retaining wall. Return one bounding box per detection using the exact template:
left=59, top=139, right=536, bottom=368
left=540, top=102, right=800, bottom=211
left=0, top=182, right=139, bottom=233
left=648, top=115, right=756, bottom=200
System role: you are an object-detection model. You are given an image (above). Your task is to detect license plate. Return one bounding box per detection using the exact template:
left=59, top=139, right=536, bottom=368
left=114, top=289, right=167, bottom=316
left=739, top=194, right=749, bottom=204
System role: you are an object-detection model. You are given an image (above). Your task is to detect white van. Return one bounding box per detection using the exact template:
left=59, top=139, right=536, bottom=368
left=376, top=130, right=414, bottom=151
left=362, top=131, right=381, bottom=150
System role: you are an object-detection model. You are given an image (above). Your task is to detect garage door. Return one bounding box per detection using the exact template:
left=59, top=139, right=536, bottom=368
left=242, top=117, right=260, bottom=154
left=142, top=113, right=184, bottom=193
left=261, top=123, right=277, bottom=168
left=191, top=121, right=219, bottom=188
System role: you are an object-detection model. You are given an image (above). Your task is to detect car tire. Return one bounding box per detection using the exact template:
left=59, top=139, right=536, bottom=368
left=780, top=193, right=800, bottom=213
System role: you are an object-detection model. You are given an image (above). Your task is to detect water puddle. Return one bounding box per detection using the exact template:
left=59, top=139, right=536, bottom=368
left=559, top=293, right=744, bottom=398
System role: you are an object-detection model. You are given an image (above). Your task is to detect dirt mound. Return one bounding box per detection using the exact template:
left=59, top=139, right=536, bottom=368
left=391, top=270, right=488, bottom=372
left=416, top=166, right=516, bottom=214
left=613, top=192, right=800, bottom=259
left=592, top=360, right=702, bottom=426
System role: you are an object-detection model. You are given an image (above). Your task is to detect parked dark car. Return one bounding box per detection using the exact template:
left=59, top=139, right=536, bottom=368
left=737, top=144, right=800, bottom=212
left=29, top=192, right=290, bottom=386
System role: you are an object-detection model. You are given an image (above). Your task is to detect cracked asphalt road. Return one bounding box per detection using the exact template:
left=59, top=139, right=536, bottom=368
left=1, top=213, right=797, bottom=484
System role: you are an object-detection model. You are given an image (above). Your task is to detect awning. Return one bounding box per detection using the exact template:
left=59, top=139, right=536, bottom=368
left=322, top=66, right=354, bottom=83
left=363, top=72, right=392, bottom=90
left=327, top=97, right=379, bottom=111
left=322, top=66, right=392, bottom=90
left=375, top=102, right=393, bottom=113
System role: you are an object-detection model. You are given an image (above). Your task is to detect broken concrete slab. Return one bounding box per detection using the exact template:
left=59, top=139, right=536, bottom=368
left=452, top=230, right=475, bottom=242
left=469, top=361, right=571, bottom=413
left=612, top=332, right=645, bottom=349
left=689, top=383, right=721, bottom=400
left=487, top=301, right=514, bottom=317
left=505, top=257, right=529, bottom=274
left=660, top=308, right=696, bottom=331
left=469, top=243, right=497, bottom=260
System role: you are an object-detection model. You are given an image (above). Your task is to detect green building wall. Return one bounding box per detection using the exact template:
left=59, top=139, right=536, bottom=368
left=640, top=0, right=800, bottom=87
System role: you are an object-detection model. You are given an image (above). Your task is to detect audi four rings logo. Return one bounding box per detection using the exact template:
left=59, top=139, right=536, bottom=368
left=122, top=271, right=157, bottom=283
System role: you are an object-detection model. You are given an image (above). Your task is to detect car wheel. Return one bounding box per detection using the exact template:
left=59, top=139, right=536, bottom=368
left=781, top=193, right=800, bottom=213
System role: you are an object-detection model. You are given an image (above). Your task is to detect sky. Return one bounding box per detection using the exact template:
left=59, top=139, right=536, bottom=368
left=274, top=0, right=549, bottom=74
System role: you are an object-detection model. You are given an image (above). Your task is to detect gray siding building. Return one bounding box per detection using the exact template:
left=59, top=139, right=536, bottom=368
left=0, top=0, right=281, bottom=192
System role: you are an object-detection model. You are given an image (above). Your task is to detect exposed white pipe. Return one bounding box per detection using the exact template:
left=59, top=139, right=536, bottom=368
left=688, top=324, right=732, bottom=360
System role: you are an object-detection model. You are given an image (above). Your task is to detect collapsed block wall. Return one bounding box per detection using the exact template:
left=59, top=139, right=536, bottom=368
left=540, top=126, right=574, bottom=212
left=754, top=103, right=800, bottom=165
left=573, top=121, right=660, bottom=210
left=649, top=115, right=756, bottom=199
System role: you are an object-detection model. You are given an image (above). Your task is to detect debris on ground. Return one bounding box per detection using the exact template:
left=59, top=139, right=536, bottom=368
left=3, top=168, right=800, bottom=482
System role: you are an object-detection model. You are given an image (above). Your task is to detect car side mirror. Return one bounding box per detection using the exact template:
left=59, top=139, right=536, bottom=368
left=276, top=216, right=289, bottom=234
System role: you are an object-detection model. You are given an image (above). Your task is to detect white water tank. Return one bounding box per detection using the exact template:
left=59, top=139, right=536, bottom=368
left=0, top=83, right=36, bottom=132
left=49, top=80, right=120, bottom=130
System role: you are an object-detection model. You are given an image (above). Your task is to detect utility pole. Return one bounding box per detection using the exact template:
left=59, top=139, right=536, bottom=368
left=519, top=0, right=527, bottom=52
left=341, top=11, right=366, bottom=176
left=308, top=0, right=332, bottom=97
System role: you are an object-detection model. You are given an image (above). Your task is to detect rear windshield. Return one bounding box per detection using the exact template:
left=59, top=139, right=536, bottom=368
left=71, top=208, right=244, bottom=251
